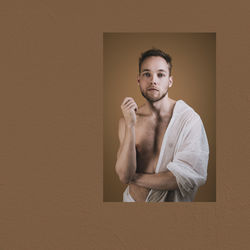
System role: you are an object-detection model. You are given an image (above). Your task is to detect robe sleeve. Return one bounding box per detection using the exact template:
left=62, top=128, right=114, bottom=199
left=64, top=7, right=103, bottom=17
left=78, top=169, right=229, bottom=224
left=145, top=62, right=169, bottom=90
left=166, top=116, right=209, bottom=198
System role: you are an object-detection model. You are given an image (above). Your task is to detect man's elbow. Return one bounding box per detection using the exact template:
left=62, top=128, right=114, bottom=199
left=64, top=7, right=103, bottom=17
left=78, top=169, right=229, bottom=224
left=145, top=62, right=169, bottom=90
left=115, top=168, right=132, bottom=185
left=119, top=175, right=130, bottom=185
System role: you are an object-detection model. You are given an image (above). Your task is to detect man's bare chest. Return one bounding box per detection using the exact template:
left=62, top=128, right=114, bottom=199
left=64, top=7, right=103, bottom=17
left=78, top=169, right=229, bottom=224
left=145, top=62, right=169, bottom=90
left=135, top=117, right=171, bottom=171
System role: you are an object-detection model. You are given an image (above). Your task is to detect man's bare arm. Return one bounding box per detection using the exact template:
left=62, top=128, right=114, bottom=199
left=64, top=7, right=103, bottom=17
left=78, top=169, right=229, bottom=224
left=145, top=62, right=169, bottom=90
left=130, top=170, right=179, bottom=191
left=115, top=119, right=136, bottom=184
left=115, top=97, right=138, bottom=184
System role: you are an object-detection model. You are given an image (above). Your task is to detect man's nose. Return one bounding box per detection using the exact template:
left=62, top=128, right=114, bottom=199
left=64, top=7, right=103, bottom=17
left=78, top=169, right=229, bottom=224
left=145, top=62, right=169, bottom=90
left=151, top=74, right=158, bottom=85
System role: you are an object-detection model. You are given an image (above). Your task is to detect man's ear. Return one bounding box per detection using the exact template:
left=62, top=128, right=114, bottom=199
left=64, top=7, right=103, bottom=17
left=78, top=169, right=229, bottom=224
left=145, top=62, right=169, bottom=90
left=169, top=75, right=173, bottom=88
left=137, top=75, right=140, bottom=85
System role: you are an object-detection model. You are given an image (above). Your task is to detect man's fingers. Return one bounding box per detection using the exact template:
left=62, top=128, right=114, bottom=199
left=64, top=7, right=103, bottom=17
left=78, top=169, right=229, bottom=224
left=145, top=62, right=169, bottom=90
left=122, top=97, right=134, bottom=106
left=123, top=101, right=137, bottom=111
left=123, top=99, right=135, bottom=107
left=121, top=97, right=138, bottom=113
left=126, top=101, right=138, bottom=111
left=122, top=100, right=136, bottom=109
left=124, top=103, right=137, bottom=111
left=128, top=103, right=138, bottom=111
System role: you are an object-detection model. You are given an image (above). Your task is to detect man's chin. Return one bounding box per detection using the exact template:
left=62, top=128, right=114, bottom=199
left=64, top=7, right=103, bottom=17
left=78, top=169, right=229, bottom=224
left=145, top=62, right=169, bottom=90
left=145, top=97, right=161, bottom=103
left=141, top=91, right=167, bottom=103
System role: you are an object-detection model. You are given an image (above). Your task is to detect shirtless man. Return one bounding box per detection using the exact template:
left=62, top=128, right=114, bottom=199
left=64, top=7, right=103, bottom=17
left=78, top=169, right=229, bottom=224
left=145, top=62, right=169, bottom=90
left=115, top=48, right=209, bottom=202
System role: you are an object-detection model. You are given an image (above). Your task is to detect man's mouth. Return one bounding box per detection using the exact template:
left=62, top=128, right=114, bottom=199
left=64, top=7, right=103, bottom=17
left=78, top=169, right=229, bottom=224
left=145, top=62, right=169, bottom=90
left=148, top=88, right=159, bottom=91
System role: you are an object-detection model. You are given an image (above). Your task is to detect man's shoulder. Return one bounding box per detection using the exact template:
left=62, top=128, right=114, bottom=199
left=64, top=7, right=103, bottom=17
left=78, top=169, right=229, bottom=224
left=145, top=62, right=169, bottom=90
left=175, top=100, right=201, bottom=123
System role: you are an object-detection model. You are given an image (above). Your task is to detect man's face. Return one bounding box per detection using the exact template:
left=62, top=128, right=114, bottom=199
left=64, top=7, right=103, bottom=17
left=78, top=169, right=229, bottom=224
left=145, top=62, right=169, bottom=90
left=138, top=56, right=173, bottom=103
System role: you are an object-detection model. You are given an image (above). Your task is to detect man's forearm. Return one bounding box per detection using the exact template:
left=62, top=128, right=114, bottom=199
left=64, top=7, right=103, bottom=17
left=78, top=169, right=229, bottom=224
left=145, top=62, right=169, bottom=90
left=130, top=170, right=179, bottom=191
left=115, top=126, right=137, bottom=184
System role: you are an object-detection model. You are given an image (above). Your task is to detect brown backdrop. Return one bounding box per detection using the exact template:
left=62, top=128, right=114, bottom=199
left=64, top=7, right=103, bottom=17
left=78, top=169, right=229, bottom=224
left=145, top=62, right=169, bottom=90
left=1, top=0, right=250, bottom=249
left=104, top=33, right=216, bottom=202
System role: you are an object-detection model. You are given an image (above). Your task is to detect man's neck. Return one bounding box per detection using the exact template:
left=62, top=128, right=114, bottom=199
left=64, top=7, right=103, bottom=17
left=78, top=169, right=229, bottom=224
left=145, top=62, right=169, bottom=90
left=145, top=95, right=175, bottom=119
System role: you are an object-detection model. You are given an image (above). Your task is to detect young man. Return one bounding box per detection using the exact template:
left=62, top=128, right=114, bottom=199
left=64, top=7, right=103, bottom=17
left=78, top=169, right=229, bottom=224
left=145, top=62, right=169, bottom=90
left=115, top=49, right=209, bottom=202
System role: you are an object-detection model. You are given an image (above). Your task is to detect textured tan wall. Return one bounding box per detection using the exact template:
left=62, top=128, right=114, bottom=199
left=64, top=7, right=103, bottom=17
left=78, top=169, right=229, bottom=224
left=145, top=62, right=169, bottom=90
left=104, top=33, right=216, bottom=201
left=1, top=0, right=250, bottom=249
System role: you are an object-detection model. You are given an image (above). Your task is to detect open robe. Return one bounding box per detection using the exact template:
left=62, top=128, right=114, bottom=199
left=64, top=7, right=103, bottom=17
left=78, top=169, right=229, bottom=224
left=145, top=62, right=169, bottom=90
left=123, top=100, right=209, bottom=202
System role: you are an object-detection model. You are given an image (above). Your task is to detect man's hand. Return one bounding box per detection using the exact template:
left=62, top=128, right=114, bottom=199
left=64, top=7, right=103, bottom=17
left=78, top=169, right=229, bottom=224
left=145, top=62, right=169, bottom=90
left=121, top=97, right=138, bottom=127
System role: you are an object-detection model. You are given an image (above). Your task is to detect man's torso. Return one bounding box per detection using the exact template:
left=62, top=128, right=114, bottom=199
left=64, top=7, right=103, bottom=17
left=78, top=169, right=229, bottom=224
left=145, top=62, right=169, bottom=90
left=128, top=101, right=176, bottom=201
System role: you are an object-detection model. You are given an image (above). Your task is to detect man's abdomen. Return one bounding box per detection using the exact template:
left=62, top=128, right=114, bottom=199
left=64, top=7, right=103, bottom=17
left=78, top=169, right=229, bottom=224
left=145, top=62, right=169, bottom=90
left=128, top=183, right=150, bottom=201
left=130, top=151, right=159, bottom=201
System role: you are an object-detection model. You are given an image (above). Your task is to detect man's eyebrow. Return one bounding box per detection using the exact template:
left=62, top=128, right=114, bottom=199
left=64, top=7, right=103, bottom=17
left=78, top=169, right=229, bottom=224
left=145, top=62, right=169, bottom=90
left=141, top=69, right=167, bottom=72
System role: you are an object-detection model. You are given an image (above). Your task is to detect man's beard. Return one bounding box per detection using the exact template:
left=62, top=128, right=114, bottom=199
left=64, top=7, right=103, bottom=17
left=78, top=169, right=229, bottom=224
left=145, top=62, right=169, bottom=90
left=140, top=88, right=168, bottom=103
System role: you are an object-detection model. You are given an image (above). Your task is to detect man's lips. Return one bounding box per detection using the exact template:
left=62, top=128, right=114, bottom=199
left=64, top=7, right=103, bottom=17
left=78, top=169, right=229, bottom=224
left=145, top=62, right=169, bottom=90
left=147, top=88, right=159, bottom=91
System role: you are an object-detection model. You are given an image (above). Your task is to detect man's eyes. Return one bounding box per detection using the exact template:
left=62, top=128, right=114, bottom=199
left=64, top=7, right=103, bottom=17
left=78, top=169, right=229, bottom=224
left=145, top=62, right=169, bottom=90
left=142, top=73, right=165, bottom=77
left=143, top=72, right=151, bottom=77
left=157, top=73, right=165, bottom=77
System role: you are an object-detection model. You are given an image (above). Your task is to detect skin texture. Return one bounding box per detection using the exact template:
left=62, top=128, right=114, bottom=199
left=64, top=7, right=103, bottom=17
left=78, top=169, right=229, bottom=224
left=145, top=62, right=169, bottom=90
left=115, top=56, right=179, bottom=202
